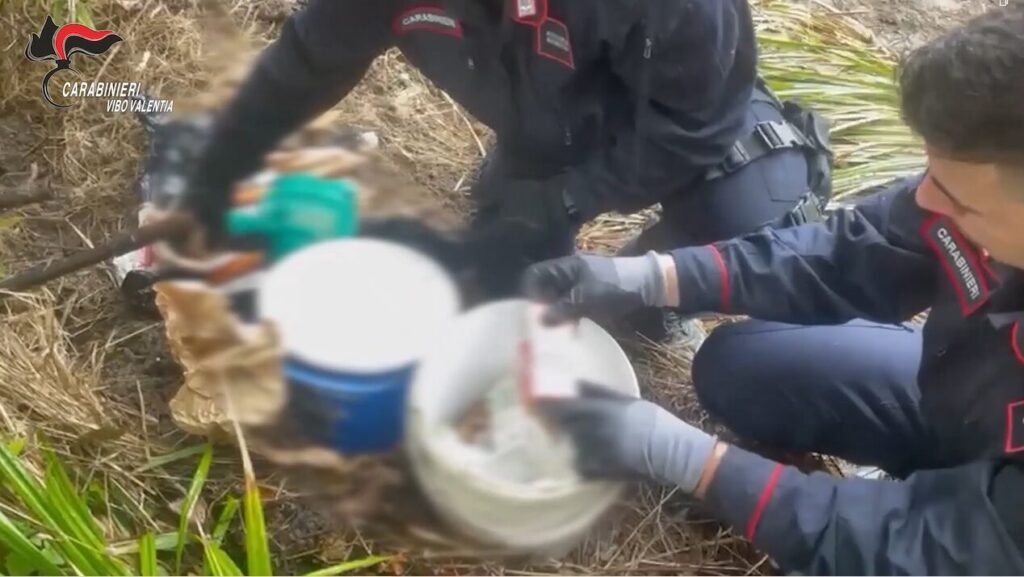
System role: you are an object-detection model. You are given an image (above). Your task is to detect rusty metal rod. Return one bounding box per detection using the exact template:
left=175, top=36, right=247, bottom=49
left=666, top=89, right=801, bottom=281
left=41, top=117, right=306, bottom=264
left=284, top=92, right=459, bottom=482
left=0, top=214, right=196, bottom=292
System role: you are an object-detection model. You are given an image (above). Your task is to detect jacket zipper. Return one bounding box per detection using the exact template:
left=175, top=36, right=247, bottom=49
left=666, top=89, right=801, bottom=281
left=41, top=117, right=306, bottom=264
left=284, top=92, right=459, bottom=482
left=631, top=31, right=654, bottom=202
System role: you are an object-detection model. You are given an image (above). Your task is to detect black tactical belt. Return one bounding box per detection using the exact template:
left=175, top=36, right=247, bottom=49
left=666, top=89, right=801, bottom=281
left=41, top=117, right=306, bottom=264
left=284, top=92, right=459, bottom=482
left=704, top=120, right=812, bottom=181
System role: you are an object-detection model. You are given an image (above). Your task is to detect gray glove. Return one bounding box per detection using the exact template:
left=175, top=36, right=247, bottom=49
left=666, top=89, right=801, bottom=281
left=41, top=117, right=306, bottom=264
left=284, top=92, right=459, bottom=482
left=521, top=252, right=668, bottom=326
left=537, top=385, right=716, bottom=492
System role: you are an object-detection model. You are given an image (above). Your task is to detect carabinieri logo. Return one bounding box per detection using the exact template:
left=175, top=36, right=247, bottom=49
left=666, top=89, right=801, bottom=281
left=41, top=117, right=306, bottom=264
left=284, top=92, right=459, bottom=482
left=25, top=15, right=123, bottom=107
left=25, top=15, right=174, bottom=113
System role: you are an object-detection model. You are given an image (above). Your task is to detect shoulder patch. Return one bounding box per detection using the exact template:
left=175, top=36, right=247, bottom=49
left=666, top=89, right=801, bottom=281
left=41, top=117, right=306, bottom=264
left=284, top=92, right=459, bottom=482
left=536, top=18, right=574, bottom=68
left=512, top=0, right=546, bottom=24
left=1006, top=399, right=1024, bottom=454
left=921, top=214, right=990, bottom=316
left=394, top=6, right=463, bottom=38
left=516, top=0, right=538, bottom=19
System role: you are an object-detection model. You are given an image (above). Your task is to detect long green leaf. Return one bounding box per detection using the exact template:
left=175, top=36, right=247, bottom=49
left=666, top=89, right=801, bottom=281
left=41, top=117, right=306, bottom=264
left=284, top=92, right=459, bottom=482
left=108, top=532, right=178, bottom=555
left=0, top=444, right=51, bottom=525
left=41, top=448, right=129, bottom=576
left=203, top=542, right=244, bottom=577
left=0, top=444, right=106, bottom=575
left=138, top=532, right=157, bottom=576
left=242, top=478, right=272, bottom=576
left=211, top=497, right=239, bottom=545
left=134, top=444, right=208, bottom=474
left=753, top=0, right=924, bottom=199
left=174, top=443, right=213, bottom=574
left=75, top=1, right=95, bottom=29
left=0, top=509, right=63, bottom=575
left=305, top=555, right=391, bottom=576
left=42, top=449, right=104, bottom=550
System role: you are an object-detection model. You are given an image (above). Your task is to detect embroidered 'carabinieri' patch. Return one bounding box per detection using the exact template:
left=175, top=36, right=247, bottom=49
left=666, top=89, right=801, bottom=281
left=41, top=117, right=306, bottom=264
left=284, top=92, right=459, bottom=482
left=394, top=6, right=463, bottom=38
left=923, top=215, right=990, bottom=315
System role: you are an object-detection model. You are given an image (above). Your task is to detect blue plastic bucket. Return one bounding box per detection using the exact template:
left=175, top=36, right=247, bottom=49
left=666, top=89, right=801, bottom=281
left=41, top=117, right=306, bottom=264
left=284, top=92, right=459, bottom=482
left=259, top=238, right=460, bottom=455
left=283, top=358, right=413, bottom=453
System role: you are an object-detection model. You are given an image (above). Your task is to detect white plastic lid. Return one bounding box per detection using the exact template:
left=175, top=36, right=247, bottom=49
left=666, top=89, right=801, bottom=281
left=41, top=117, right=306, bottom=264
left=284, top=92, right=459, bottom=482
left=258, top=238, right=460, bottom=372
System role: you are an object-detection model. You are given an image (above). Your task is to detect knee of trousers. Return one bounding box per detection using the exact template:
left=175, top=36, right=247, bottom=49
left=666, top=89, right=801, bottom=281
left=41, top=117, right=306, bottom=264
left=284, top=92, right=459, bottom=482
left=691, top=324, right=745, bottom=421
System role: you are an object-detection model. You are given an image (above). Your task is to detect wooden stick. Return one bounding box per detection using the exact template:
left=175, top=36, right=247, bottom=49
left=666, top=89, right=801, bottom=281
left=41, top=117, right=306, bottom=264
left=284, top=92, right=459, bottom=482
left=0, top=214, right=196, bottom=292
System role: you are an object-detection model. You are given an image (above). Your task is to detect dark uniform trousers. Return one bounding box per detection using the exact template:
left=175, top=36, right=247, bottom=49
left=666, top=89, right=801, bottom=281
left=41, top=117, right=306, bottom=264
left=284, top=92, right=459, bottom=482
left=693, top=319, right=938, bottom=478
left=470, top=84, right=813, bottom=260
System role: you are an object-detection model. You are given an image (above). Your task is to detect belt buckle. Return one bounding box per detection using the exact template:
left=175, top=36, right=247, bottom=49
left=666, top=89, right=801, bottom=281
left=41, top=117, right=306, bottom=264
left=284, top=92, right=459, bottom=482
left=788, top=192, right=824, bottom=226
left=755, top=123, right=784, bottom=149
left=722, top=145, right=750, bottom=173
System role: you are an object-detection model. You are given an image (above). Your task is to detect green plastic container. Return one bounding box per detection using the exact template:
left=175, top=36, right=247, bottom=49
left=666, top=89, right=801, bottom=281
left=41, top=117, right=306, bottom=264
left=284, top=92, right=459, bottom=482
left=227, top=173, right=358, bottom=262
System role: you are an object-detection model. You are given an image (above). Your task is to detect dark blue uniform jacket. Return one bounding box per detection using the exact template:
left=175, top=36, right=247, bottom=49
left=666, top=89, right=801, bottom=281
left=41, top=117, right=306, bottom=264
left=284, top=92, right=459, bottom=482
left=670, top=173, right=1024, bottom=574
left=190, top=0, right=756, bottom=226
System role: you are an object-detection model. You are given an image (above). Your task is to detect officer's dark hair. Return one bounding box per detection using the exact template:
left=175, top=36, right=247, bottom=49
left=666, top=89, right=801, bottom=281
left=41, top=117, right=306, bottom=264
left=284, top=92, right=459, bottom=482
left=898, top=3, right=1024, bottom=164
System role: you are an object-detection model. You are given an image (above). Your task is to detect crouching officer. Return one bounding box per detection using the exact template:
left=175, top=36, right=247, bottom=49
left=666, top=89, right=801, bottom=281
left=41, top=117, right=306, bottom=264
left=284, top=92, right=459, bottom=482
left=522, top=5, right=1024, bottom=574
left=179, top=0, right=831, bottom=282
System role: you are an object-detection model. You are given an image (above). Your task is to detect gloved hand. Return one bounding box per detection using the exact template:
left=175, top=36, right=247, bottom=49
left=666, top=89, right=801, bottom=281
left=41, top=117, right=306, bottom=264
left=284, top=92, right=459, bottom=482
left=492, top=176, right=573, bottom=231
left=536, top=385, right=717, bottom=492
left=521, top=252, right=669, bottom=325
left=178, top=160, right=238, bottom=249
left=473, top=175, right=577, bottom=260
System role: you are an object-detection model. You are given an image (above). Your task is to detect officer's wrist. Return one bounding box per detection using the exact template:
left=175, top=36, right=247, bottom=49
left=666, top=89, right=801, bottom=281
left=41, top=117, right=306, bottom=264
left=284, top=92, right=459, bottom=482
left=656, top=254, right=679, bottom=307
left=695, top=441, right=729, bottom=499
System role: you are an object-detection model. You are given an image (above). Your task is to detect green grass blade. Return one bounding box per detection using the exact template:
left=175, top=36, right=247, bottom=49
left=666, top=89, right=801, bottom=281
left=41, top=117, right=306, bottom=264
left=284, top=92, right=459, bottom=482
left=41, top=449, right=129, bottom=576
left=5, top=439, right=25, bottom=457
left=42, top=449, right=105, bottom=550
left=204, top=542, right=244, bottom=577
left=212, top=497, right=239, bottom=545
left=0, top=509, right=63, bottom=575
left=242, top=478, right=272, bottom=576
left=0, top=444, right=107, bottom=575
left=75, top=1, right=95, bottom=29
left=753, top=0, right=924, bottom=197
left=304, top=556, right=390, bottom=576
left=174, top=443, right=214, bottom=574
left=0, top=444, right=53, bottom=526
left=108, top=532, right=178, bottom=555
left=138, top=532, right=157, bottom=576
left=134, top=444, right=209, bottom=474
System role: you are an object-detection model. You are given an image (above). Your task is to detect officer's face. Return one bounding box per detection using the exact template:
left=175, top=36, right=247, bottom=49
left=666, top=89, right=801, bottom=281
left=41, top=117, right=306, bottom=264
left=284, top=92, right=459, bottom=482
left=916, top=152, right=1024, bottom=268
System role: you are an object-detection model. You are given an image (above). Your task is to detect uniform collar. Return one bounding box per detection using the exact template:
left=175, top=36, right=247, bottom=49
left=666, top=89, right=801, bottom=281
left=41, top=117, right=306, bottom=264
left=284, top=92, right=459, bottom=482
left=985, top=260, right=1024, bottom=325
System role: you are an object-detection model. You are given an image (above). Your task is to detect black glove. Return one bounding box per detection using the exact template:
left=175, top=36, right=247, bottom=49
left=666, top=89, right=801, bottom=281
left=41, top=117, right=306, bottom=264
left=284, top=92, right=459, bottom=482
left=536, top=383, right=716, bottom=490
left=182, top=44, right=350, bottom=246
left=491, top=176, right=573, bottom=231
left=472, top=174, right=578, bottom=255
left=521, top=252, right=669, bottom=326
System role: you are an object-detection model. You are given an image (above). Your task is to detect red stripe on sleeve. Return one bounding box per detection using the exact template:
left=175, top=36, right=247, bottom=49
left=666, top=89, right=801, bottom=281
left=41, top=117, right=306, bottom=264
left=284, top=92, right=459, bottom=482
left=1012, top=322, right=1024, bottom=365
left=745, top=464, right=784, bottom=541
left=707, top=245, right=730, bottom=313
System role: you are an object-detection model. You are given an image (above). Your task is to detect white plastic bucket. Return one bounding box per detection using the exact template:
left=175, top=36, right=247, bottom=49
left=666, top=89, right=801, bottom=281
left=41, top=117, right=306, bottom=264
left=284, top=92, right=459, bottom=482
left=259, top=238, right=461, bottom=453
left=405, top=299, right=639, bottom=552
